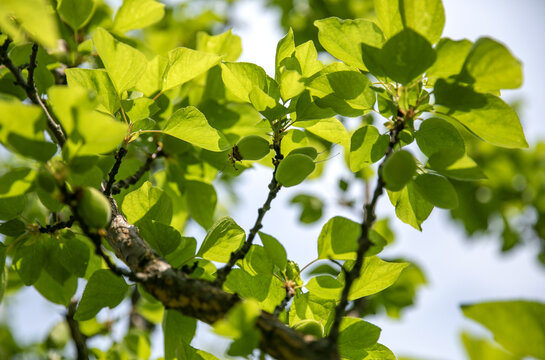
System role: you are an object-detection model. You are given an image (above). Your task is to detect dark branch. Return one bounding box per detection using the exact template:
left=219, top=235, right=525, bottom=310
left=104, top=147, right=128, bottom=196
left=110, top=145, right=163, bottom=195
left=327, top=115, right=406, bottom=348
left=0, top=38, right=66, bottom=146
left=39, top=216, right=75, bottom=233
left=66, top=298, right=88, bottom=360
left=214, top=143, right=284, bottom=287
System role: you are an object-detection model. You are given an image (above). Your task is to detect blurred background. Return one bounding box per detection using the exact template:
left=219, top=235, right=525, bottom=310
left=1, top=0, right=545, bottom=359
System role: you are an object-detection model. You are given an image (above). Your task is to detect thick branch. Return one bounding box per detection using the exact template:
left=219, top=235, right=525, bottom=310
left=0, top=39, right=66, bottom=146
left=214, top=144, right=283, bottom=286
left=105, top=199, right=328, bottom=359
left=66, top=298, right=88, bottom=360
left=327, top=117, right=406, bottom=348
left=110, top=145, right=163, bottom=195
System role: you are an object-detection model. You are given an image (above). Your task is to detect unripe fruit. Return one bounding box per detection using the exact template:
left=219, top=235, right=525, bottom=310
left=381, top=150, right=416, bottom=191
left=292, top=319, right=324, bottom=338
left=235, top=135, right=270, bottom=160
left=275, top=153, right=315, bottom=187
left=77, top=187, right=111, bottom=229
left=288, top=146, right=318, bottom=160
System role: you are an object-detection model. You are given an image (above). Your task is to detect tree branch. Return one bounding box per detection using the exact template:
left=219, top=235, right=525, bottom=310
left=0, top=38, right=66, bottom=146
left=327, top=115, right=406, bottom=349
left=38, top=216, right=75, bottom=233
left=104, top=197, right=330, bottom=359
left=110, top=145, right=163, bottom=195
left=104, top=147, right=128, bottom=196
left=66, top=298, right=88, bottom=360
left=213, top=143, right=284, bottom=287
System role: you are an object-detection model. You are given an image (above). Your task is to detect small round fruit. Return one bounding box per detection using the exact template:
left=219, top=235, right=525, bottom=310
left=235, top=135, right=270, bottom=160
left=77, top=187, right=111, bottom=229
left=381, top=150, right=416, bottom=191
left=292, top=319, right=324, bottom=338
left=288, top=146, right=318, bottom=160
left=275, top=153, right=315, bottom=187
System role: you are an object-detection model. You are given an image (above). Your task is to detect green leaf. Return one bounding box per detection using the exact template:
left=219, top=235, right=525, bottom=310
left=318, top=216, right=360, bottom=260
left=258, top=232, right=287, bottom=271
left=224, top=269, right=285, bottom=313
left=275, top=28, right=296, bottom=80
left=0, top=219, right=26, bottom=237
left=434, top=79, right=528, bottom=149
left=136, top=55, right=168, bottom=97
left=0, top=196, right=26, bottom=221
left=163, top=106, right=230, bottom=152
left=426, top=38, right=473, bottom=85
left=213, top=300, right=261, bottom=357
left=92, top=27, right=148, bottom=95
left=314, top=17, right=385, bottom=71
left=296, top=118, right=349, bottom=146
left=289, top=194, right=323, bottom=224
left=462, top=300, right=545, bottom=359
left=344, top=257, right=408, bottom=301
left=112, top=0, right=165, bottom=34
left=33, top=271, right=77, bottom=306
left=121, top=97, right=159, bottom=123
left=0, top=100, right=57, bottom=162
left=289, top=293, right=335, bottom=332
left=221, top=62, right=269, bottom=103
left=462, top=332, right=518, bottom=360
left=379, top=29, right=436, bottom=84
left=48, top=86, right=128, bottom=157
left=74, top=269, right=128, bottom=321
left=57, top=233, right=91, bottom=278
left=375, top=0, right=445, bottom=44
left=388, top=182, right=434, bottom=231
left=57, top=0, right=96, bottom=31
left=196, top=29, right=242, bottom=62
left=382, top=150, right=417, bottom=192
left=138, top=220, right=181, bottom=257
left=276, top=153, right=316, bottom=187
left=339, top=317, right=381, bottom=360
left=164, top=236, right=196, bottom=269
left=363, top=344, right=397, bottom=360
left=163, top=48, right=221, bottom=92
left=429, top=154, right=486, bottom=181
left=413, top=173, right=458, bottom=209
left=241, top=245, right=273, bottom=276
left=305, top=275, right=343, bottom=300
left=163, top=310, right=197, bottom=360
left=306, top=64, right=376, bottom=117
left=12, top=234, right=45, bottom=285
left=65, top=68, right=120, bottom=114
left=0, top=0, right=59, bottom=49
left=122, top=181, right=173, bottom=225
left=349, top=125, right=389, bottom=172
left=197, top=216, right=245, bottom=262
left=460, top=37, right=523, bottom=92
left=294, top=40, right=324, bottom=78
left=0, top=168, right=35, bottom=198
left=184, top=180, right=217, bottom=229
left=416, top=117, right=465, bottom=160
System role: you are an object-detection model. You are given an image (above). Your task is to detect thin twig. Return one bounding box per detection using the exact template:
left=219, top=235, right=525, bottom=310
left=66, top=298, right=88, bottom=360
left=104, top=147, right=128, bottom=196
left=327, top=115, right=406, bottom=348
left=274, top=282, right=295, bottom=317
left=110, top=145, right=163, bottom=195
left=213, top=142, right=284, bottom=287
left=0, top=38, right=66, bottom=146
left=39, top=216, right=75, bottom=233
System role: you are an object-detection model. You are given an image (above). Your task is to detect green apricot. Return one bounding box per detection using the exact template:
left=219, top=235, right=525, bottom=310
left=288, top=146, right=318, bottom=160
left=77, top=187, right=111, bottom=229
left=235, top=135, right=270, bottom=160
left=275, top=153, right=315, bottom=187
left=381, top=150, right=416, bottom=191
left=292, top=319, right=324, bottom=338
